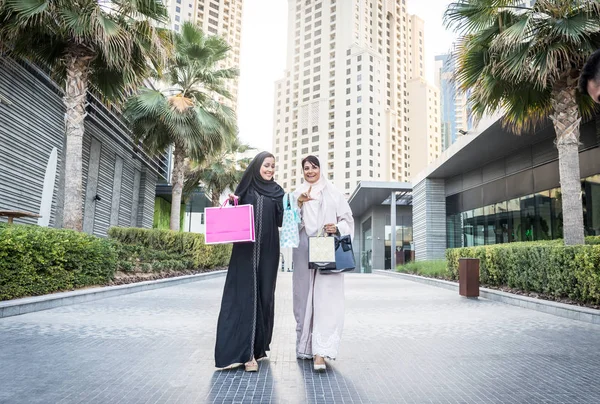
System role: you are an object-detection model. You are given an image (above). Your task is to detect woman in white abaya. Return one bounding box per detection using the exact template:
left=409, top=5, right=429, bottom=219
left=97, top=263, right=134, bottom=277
left=292, top=155, right=354, bottom=371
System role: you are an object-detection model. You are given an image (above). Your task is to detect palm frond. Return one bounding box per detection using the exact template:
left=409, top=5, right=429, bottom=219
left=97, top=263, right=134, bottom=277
left=5, top=0, right=48, bottom=16
left=447, top=0, right=600, bottom=134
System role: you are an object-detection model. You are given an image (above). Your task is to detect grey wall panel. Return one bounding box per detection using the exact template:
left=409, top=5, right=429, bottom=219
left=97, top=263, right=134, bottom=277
left=462, top=169, right=483, bottom=190
left=461, top=187, right=483, bottom=211
left=413, top=179, right=446, bottom=261
left=110, top=156, right=124, bottom=227
left=137, top=170, right=148, bottom=228
left=580, top=148, right=600, bottom=179
left=139, top=170, right=157, bottom=229
left=533, top=161, right=560, bottom=193
left=119, top=164, right=135, bottom=227
left=532, top=138, right=557, bottom=166
left=0, top=59, right=63, bottom=225
left=505, top=149, right=532, bottom=175
left=131, top=170, right=141, bottom=227
left=0, top=56, right=164, bottom=234
left=92, top=134, right=116, bottom=238
left=82, top=137, right=102, bottom=234
left=81, top=131, right=91, bottom=214
left=445, top=175, right=462, bottom=196
left=506, top=170, right=534, bottom=201
left=482, top=178, right=507, bottom=206
left=482, top=159, right=506, bottom=183
left=580, top=121, right=598, bottom=150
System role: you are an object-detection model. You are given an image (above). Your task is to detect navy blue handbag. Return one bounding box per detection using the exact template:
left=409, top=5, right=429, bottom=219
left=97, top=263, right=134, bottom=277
left=320, top=235, right=355, bottom=274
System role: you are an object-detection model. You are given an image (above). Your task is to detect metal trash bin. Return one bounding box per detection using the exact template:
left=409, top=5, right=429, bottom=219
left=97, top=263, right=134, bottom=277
left=459, top=258, right=479, bottom=298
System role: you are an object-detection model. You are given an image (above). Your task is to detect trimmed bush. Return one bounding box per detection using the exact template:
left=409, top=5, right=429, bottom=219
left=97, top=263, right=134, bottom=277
left=0, top=225, right=117, bottom=300
left=586, top=236, right=600, bottom=245
left=108, top=227, right=231, bottom=270
left=446, top=243, right=600, bottom=304
left=397, top=260, right=450, bottom=278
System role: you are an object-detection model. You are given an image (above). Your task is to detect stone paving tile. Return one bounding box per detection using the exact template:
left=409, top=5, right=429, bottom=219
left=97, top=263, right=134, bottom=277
left=1, top=273, right=600, bottom=404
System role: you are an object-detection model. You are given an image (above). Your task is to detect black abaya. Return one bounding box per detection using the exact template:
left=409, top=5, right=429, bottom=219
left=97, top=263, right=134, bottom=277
left=214, top=186, right=283, bottom=368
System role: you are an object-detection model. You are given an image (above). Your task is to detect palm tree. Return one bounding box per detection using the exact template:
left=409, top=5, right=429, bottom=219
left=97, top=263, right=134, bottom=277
left=125, top=21, right=238, bottom=231
left=445, top=0, right=600, bottom=245
left=184, top=137, right=252, bottom=207
left=0, top=0, right=171, bottom=231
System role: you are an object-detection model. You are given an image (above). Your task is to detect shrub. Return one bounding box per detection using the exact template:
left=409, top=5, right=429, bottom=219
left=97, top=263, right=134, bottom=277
left=0, top=225, right=117, bottom=300
left=108, top=227, right=231, bottom=269
left=586, top=235, right=600, bottom=245
left=397, top=260, right=449, bottom=278
left=446, top=243, right=600, bottom=304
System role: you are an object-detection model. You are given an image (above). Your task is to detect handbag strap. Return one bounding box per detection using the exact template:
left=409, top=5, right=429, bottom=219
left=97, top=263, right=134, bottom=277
left=283, top=193, right=290, bottom=210
left=221, top=197, right=238, bottom=208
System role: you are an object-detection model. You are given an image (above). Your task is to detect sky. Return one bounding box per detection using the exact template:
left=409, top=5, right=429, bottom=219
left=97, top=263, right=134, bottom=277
left=236, top=0, right=458, bottom=153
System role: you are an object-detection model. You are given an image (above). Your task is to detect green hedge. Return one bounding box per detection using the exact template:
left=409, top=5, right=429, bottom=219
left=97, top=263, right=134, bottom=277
left=446, top=243, right=600, bottom=304
left=586, top=235, right=600, bottom=245
left=108, top=227, right=231, bottom=269
left=397, top=260, right=449, bottom=278
left=0, top=225, right=117, bottom=300
left=110, top=242, right=195, bottom=273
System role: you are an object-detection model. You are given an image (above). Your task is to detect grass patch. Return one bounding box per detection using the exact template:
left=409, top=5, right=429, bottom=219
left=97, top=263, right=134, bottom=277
left=397, top=260, right=449, bottom=278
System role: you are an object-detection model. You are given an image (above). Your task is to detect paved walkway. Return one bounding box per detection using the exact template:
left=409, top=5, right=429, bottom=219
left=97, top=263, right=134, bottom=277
left=1, top=273, right=600, bottom=404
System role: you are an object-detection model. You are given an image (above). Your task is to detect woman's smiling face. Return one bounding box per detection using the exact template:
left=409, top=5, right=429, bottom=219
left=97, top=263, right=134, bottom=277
left=260, top=157, right=276, bottom=181
left=303, top=161, right=320, bottom=184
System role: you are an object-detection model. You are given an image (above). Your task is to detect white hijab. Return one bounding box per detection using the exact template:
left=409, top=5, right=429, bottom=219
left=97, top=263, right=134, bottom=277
left=293, top=174, right=353, bottom=238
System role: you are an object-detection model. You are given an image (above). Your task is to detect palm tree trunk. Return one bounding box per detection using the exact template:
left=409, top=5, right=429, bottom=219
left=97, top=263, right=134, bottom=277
left=212, top=192, right=221, bottom=207
left=551, top=85, right=585, bottom=245
left=63, top=54, right=91, bottom=231
left=170, top=141, right=186, bottom=231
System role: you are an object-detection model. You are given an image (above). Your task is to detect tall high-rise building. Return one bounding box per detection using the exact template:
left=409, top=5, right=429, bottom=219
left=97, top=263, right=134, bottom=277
left=407, top=78, right=441, bottom=178
left=165, top=0, right=244, bottom=109
left=434, top=53, right=472, bottom=151
left=272, top=0, right=438, bottom=194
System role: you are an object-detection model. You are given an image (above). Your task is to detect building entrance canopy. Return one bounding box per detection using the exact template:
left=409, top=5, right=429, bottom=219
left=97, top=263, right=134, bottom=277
left=348, top=181, right=412, bottom=218
left=349, top=181, right=412, bottom=270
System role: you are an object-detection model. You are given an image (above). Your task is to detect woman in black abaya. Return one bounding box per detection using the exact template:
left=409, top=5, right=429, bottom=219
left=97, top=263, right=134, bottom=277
left=215, top=151, right=285, bottom=371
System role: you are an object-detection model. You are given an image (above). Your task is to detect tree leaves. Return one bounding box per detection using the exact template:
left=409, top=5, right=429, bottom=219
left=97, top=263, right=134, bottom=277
left=0, top=0, right=171, bottom=103
left=124, top=21, right=239, bottom=167
left=445, top=0, right=600, bottom=134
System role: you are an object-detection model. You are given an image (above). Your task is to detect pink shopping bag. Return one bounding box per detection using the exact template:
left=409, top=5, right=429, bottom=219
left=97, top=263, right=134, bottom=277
left=204, top=199, right=255, bottom=244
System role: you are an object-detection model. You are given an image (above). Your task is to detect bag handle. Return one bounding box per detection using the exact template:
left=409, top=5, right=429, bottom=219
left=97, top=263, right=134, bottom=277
left=221, top=197, right=238, bottom=208
left=316, top=226, right=339, bottom=237
left=283, top=193, right=290, bottom=210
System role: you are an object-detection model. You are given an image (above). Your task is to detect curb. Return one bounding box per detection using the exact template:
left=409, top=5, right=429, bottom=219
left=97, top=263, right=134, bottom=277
left=375, top=270, right=600, bottom=326
left=0, top=270, right=227, bottom=319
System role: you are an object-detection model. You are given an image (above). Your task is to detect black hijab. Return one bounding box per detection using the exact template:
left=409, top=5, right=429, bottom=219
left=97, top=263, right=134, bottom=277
left=234, top=151, right=285, bottom=199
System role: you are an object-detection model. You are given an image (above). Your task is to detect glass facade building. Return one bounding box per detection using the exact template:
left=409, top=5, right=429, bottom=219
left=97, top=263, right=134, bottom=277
left=446, top=175, right=600, bottom=248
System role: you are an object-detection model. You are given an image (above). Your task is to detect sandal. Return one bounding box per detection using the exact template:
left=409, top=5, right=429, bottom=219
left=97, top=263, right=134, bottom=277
left=313, top=355, right=326, bottom=371
left=245, top=358, right=258, bottom=372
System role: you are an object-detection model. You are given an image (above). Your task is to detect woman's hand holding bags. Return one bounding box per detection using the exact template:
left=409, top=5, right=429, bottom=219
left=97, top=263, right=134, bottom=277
left=280, top=193, right=301, bottom=248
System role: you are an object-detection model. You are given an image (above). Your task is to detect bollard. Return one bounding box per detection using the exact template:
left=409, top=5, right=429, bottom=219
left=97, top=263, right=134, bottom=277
left=458, top=258, right=479, bottom=298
